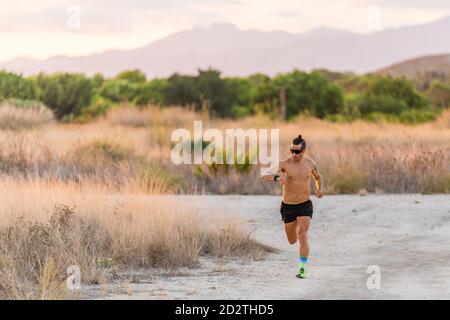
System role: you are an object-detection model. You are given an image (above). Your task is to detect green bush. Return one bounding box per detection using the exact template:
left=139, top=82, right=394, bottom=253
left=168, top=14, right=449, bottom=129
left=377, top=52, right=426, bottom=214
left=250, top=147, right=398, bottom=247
left=365, top=111, right=398, bottom=123
left=132, top=79, right=169, bottom=106
left=326, top=165, right=368, bottom=194
left=78, top=95, right=113, bottom=121
left=342, top=93, right=362, bottom=119
left=370, top=77, right=428, bottom=109
left=138, top=164, right=183, bottom=193
left=95, top=79, right=139, bottom=104
left=428, top=80, right=450, bottom=108
left=115, top=70, right=146, bottom=83
left=196, top=69, right=231, bottom=117
left=0, top=69, right=444, bottom=124
left=36, top=73, right=94, bottom=119
left=65, top=140, right=133, bottom=172
left=398, top=108, right=441, bottom=124
left=254, top=70, right=344, bottom=119
left=325, top=113, right=353, bottom=123
left=358, top=94, right=408, bottom=116
left=165, top=73, right=200, bottom=107
left=422, top=174, right=450, bottom=194
left=0, top=71, right=38, bottom=101
left=230, top=105, right=252, bottom=118
left=203, top=146, right=257, bottom=175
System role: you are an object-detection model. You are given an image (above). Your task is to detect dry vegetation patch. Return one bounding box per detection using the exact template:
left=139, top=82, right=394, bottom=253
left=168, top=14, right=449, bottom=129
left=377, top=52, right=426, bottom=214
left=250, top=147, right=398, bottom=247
left=0, top=100, right=54, bottom=131
left=0, top=179, right=274, bottom=299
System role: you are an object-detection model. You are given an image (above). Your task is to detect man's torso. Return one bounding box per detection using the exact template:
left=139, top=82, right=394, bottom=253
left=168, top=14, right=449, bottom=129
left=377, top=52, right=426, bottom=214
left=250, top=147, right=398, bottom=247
left=281, top=157, right=314, bottom=204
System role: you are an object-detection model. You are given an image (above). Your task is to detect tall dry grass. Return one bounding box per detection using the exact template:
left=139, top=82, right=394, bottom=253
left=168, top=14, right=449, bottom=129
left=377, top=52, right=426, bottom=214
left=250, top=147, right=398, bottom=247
left=0, top=178, right=274, bottom=299
left=0, top=105, right=449, bottom=194
left=0, top=101, right=54, bottom=130
left=0, top=105, right=449, bottom=299
left=106, top=105, right=200, bottom=129
left=175, top=110, right=449, bottom=194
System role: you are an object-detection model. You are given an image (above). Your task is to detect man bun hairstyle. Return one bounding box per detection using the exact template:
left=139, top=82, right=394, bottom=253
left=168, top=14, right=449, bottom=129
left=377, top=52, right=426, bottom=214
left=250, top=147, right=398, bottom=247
left=292, top=134, right=306, bottom=150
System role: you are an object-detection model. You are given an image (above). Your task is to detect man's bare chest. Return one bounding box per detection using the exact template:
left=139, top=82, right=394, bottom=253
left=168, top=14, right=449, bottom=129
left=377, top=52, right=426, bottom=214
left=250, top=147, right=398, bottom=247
left=284, top=163, right=311, bottom=182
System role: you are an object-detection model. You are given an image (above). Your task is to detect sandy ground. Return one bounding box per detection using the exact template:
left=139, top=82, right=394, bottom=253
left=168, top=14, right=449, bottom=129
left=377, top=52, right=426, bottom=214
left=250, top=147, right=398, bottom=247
left=83, top=194, right=450, bottom=300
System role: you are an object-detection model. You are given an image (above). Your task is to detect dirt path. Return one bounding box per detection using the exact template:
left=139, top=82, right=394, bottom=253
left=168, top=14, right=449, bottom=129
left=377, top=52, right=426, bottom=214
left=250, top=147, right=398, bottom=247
left=85, top=195, right=450, bottom=299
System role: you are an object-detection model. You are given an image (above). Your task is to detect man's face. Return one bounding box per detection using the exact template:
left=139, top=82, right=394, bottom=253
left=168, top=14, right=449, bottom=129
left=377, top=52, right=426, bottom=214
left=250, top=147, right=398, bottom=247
left=290, top=144, right=304, bottom=162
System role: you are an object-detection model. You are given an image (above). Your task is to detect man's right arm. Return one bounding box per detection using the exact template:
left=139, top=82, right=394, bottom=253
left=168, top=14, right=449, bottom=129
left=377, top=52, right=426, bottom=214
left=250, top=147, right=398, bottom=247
left=260, top=161, right=285, bottom=182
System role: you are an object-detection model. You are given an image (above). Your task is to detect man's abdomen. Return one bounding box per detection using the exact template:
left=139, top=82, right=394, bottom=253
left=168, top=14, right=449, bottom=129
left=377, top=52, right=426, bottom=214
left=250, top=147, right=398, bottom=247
left=282, top=182, right=310, bottom=204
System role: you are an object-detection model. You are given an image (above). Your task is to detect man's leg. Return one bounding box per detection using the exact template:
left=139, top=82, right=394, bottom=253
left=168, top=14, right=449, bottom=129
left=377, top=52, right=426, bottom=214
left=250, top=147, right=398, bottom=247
left=297, top=216, right=311, bottom=257
left=284, top=220, right=298, bottom=245
left=296, top=216, right=311, bottom=278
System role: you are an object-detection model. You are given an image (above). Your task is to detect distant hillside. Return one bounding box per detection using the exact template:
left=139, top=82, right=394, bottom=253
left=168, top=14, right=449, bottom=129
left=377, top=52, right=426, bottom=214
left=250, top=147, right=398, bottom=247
left=376, top=54, right=450, bottom=80
left=2, top=16, right=450, bottom=77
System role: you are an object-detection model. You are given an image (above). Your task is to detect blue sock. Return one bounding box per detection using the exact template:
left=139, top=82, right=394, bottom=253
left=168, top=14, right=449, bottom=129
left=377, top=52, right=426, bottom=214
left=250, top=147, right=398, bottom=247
left=299, top=256, right=308, bottom=265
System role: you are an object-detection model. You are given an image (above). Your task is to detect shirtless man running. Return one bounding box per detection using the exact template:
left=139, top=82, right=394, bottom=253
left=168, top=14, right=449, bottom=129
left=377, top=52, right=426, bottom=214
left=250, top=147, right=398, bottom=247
left=261, top=134, right=323, bottom=278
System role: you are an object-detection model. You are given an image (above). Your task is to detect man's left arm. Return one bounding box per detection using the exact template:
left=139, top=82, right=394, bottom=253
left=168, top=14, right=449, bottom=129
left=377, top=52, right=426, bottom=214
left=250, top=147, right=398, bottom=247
left=311, top=166, right=324, bottom=198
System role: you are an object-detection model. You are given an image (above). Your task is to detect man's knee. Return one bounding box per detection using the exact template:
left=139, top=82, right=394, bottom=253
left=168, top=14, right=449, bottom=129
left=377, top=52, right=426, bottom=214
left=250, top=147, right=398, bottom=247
left=287, top=236, right=297, bottom=245
left=297, top=231, right=307, bottom=244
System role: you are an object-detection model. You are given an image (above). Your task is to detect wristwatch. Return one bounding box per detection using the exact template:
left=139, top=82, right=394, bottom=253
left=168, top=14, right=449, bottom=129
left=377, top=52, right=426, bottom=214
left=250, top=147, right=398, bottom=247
left=274, top=175, right=280, bottom=182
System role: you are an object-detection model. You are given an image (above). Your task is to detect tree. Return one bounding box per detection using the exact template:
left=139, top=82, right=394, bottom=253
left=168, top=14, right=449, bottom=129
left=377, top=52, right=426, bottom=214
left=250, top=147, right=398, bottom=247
left=370, top=77, right=428, bottom=109
left=36, top=73, right=93, bottom=119
left=0, top=71, right=38, bottom=101
left=428, top=80, right=450, bottom=108
left=96, top=79, right=139, bottom=104
left=91, top=73, right=105, bottom=89
left=348, top=77, right=432, bottom=118
left=133, top=79, right=169, bottom=106
left=253, top=70, right=344, bottom=119
left=165, top=73, right=200, bottom=108
left=225, top=77, right=254, bottom=118
left=251, top=74, right=278, bottom=116
left=335, top=74, right=371, bottom=93
left=196, top=69, right=230, bottom=117
left=116, top=69, right=146, bottom=83
left=356, top=94, right=408, bottom=116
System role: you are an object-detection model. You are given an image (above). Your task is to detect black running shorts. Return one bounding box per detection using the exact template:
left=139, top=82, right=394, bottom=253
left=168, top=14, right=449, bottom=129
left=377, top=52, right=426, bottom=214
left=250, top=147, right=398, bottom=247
left=280, top=199, right=313, bottom=223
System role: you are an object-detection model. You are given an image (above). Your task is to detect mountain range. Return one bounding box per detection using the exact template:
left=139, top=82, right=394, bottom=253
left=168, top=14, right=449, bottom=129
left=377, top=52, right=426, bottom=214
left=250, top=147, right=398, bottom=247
left=376, top=53, right=450, bottom=79
left=2, top=16, right=450, bottom=78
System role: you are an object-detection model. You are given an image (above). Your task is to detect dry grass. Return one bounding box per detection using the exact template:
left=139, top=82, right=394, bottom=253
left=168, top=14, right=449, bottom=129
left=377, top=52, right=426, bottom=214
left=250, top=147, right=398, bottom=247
left=0, top=178, right=274, bottom=300
left=106, top=105, right=200, bottom=130
left=211, top=111, right=450, bottom=194
left=0, top=105, right=449, bottom=194
left=0, top=102, right=54, bottom=130
left=0, top=105, right=448, bottom=299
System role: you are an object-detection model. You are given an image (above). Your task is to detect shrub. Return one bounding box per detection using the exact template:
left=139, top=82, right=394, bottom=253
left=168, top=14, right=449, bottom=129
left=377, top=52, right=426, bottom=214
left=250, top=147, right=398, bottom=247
left=115, top=70, right=146, bottom=83
left=325, top=164, right=368, bottom=194
left=132, top=79, right=169, bottom=106
left=62, top=139, right=137, bottom=181
left=36, top=73, right=94, bottom=119
left=0, top=185, right=275, bottom=299
left=78, top=95, right=113, bottom=121
left=0, top=205, right=112, bottom=299
left=358, top=94, right=408, bottom=116
left=137, top=164, right=183, bottom=194
left=370, top=77, right=428, bottom=109
left=325, top=113, right=353, bottom=123
left=106, top=106, right=150, bottom=127
left=365, top=111, right=398, bottom=123
left=230, top=105, right=252, bottom=119
left=428, top=80, right=450, bottom=108
left=0, top=71, right=38, bottom=101
left=399, top=108, right=441, bottom=124
left=254, top=70, right=345, bottom=119
left=0, top=99, right=54, bottom=130
left=422, top=174, right=450, bottom=194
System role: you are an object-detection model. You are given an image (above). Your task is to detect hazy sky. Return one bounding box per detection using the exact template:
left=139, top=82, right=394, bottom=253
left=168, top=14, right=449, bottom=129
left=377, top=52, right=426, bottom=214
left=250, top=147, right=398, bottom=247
left=1, top=0, right=449, bottom=62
